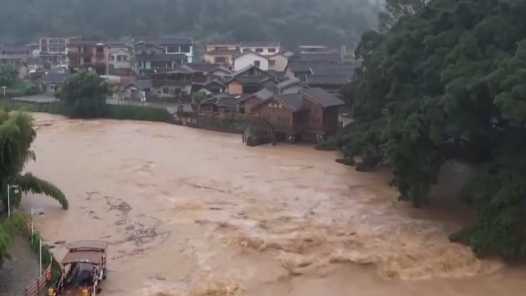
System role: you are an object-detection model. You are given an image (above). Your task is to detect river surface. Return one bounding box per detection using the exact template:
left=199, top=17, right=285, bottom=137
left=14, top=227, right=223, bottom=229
left=22, top=113, right=526, bottom=296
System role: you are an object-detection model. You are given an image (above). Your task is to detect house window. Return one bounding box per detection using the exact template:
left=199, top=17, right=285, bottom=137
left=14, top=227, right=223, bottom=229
left=243, top=48, right=250, bottom=52
left=96, top=46, right=104, bottom=53
left=83, top=57, right=91, bottom=63
left=166, top=46, right=180, bottom=53
left=162, top=87, right=169, bottom=94
left=180, top=46, right=191, bottom=53
left=268, top=48, right=276, bottom=53
left=255, top=48, right=263, bottom=53
left=269, top=60, right=276, bottom=66
left=254, top=60, right=260, bottom=67
left=110, top=55, right=115, bottom=61
left=215, top=56, right=227, bottom=63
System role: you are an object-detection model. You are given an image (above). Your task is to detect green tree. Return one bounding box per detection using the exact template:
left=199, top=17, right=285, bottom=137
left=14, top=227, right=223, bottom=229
left=59, top=71, right=111, bottom=118
left=0, top=110, right=68, bottom=210
left=338, top=0, right=526, bottom=259
left=0, top=64, right=18, bottom=88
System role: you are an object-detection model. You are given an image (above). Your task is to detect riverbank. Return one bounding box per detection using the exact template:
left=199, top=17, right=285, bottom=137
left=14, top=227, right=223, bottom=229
left=0, top=236, right=39, bottom=296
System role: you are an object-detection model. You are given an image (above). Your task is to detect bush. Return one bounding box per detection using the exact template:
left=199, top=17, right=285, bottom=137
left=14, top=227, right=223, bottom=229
left=28, top=231, right=62, bottom=282
left=16, top=80, right=41, bottom=96
left=0, top=101, right=43, bottom=112
left=105, top=104, right=171, bottom=122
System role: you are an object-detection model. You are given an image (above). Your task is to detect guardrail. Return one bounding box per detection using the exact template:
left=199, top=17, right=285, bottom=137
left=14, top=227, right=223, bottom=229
left=25, top=263, right=51, bottom=296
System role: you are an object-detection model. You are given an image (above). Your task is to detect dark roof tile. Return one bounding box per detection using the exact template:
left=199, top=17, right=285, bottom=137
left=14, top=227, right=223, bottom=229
left=135, top=53, right=187, bottom=62
left=300, top=87, right=344, bottom=107
left=123, top=80, right=151, bottom=90
left=274, top=93, right=304, bottom=111
left=38, top=73, right=71, bottom=84
left=304, top=74, right=351, bottom=86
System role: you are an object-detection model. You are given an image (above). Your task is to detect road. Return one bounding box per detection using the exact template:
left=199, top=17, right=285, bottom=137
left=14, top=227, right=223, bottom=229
left=12, top=95, right=193, bottom=113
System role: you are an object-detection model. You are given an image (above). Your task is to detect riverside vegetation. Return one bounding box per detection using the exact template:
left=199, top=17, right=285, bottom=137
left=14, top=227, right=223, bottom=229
left=5, top=72, right=173, bottom=123
left=0, top=64, right=41, bottom=99
left=0, top=108, right=68, bottom=267
left=335, top=0, right=526, bottom=260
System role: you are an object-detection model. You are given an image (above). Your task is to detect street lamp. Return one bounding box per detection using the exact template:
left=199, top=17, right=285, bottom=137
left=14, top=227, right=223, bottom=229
left=30, top=207, right=45, bottom=275
left=6, top=184, right=20, bottom=217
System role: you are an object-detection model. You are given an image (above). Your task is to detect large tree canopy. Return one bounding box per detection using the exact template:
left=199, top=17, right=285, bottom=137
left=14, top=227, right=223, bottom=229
left=59, top=72, right=111, bottom=119
left=0, top=0, right=377, bottom=49
left=339, top=0, right=526, bottom=259
left=0, top=110, right=68, bottom=267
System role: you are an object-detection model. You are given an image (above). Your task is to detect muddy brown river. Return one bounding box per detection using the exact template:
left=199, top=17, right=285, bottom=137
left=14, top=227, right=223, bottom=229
left=21, top=113, right=525, bottom=296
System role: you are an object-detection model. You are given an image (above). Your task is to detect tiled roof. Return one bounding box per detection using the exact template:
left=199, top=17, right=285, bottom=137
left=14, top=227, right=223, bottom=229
left=135, top=53, right=187, bottom=62
left=288, top=60, right=336, bottom=73
left=38, top=73, right=70, bottom=84
left=181, top=63, right=230, bottom=73
left=253, top=88, right=274, bottom=100
left=300, top=88, right=344, bottom=107
left=276, top=78, right=302, bottom=89
left=202, top=93, right=238, bottom=107
left=296, top=52, right=343, bottom=62
left=304, top=74, right=351, bottom=86
left=123, top=80, right=151, bottom=90
left=240, top=41, right=280, bottom=47
left=309, top=67, right=355, bottom=75
left=274, top=93, right=304, bottom=111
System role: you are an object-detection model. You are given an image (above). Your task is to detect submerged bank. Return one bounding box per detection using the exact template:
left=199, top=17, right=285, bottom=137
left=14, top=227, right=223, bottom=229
left=21, top=113, right=526, bottom=296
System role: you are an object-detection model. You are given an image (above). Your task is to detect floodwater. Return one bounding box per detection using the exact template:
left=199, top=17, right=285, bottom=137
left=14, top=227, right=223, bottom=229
left=22, top=113, right=525, bottom=296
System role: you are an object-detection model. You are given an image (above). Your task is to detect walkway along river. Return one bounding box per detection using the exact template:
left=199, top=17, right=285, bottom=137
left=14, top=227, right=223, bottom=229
left=21, top=113, right=526, bottom=296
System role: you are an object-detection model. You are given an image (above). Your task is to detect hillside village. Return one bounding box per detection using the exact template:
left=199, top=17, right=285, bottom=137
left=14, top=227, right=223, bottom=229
left=1, top=35, right=358, bottom=142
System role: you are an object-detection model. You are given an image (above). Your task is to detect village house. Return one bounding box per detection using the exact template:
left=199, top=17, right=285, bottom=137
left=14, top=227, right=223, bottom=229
left=239, top=42, right=280, bottom=56
left=224, top=65, right=278, bottom=95
left=284, top=60, right=330, bottom=79
left=120, top=80, right=152, bottom=100
left=274, top=78, right=306, bottom=94
left=108, top=43, right=133, bottom=69
left=134, top=35, right=194, bottom=62
left=66, top=38, right=109, bottom=75
left=203, top=42, right=239, bottom=67
left=250, top=87, right=345, bottom=140
left=149, top=67, right=208, bottom=100
left=37, top=72, right=71, bottom=94
left=39, top=36, right=77, bottom=64
left=0, top=46, right=31, bottom=69
left=233, top=51, right=269, bottom=71
left=192, top=80, right=226, bottom=96
left=237, top=88, right=274, bottom=114
left=267, top=53, right=289, bottom=72
left=198, top=93, right=240, bottom=115
left=180, top=63, right=232, bottom=78
left=134, top=41, right=187, bottom=78
left=304, top=74, right=351, bottom=95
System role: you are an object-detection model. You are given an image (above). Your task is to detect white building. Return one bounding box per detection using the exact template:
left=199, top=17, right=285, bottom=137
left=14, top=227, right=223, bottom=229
left=239, top=42, right=280, bottom=56
left=134, top=36, right=194, bottom=63
left=233, top=51, right=269, bottom=71
left=109, top=47, right=132, bottom=69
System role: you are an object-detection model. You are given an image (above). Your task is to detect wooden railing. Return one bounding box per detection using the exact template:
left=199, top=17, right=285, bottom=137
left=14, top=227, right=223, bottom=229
left=25, top=263, right=52, bottom=296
